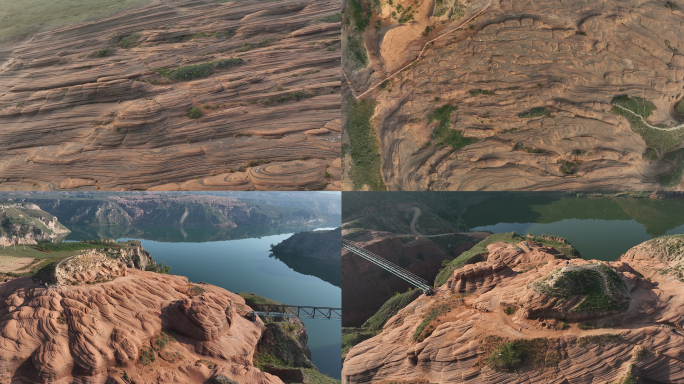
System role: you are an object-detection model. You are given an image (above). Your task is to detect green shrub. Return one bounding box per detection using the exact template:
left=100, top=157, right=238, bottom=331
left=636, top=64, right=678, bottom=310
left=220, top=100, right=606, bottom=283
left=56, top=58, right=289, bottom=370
left=429, top=105, right=478, bottom=149
left=666, top=1, right=679, bottom=9
left=214, top=58, right=244, bottom=68
left=118, top=33, right=142, bottom=49
left=413, top=304, right=450, bottom=342
left=347, top=0, right=373, bottom=30
left=558, top=160, right=577, bottom=174
left=153, top=58, right=244, bottom=82
left=504, top=307, right=515, bottom=315
left=643, top=148, right=658, bottom=163
left=91, top=47, right=115, bottom=57
left=657, top=148, right=684, bottom=188
left=363, top=289, right=421, bottom=331
left=346, top=35, right=368, bottom=67
left=518, top=107, right=552, bottom=118
left=237, top=39, right=272, bottom=52
left=260, top=90, right=315, bottom=104
left=316, top=12, right=342, bottom=23
left=468, top=89, right=495, bottom=96
left=188, top=107, right=203, bottom=119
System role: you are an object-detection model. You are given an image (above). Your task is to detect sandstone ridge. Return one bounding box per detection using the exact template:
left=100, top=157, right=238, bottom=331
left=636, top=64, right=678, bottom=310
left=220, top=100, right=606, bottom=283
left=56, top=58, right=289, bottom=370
left=343, top=237, right=684, bottom=383
left=0, top=250, right=283, bottom=384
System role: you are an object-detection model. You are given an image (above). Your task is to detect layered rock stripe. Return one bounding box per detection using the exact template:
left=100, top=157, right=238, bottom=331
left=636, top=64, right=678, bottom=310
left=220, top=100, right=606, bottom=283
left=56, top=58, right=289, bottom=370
left=0, top=0, right=341, bottom=191
left=343, top=0, right=684, bottom=190
left=343, top=237, right=684, bottom=383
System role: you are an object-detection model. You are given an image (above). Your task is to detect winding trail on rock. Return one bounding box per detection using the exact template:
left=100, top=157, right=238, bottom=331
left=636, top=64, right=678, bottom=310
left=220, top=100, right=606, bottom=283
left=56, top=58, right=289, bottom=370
left=613, top=104, right=684, bottom=131
left=343, top=0, right=492, bottom=99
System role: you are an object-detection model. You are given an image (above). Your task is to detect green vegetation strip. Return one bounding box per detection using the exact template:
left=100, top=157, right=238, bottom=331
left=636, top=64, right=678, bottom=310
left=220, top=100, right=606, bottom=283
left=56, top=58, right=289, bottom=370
left=518, top=107, right=552, bottom=118
left=429, top=105, right=478, bottom=150
left=344, top=96, right=386, bottom=191
left=657, top=148, right=684, bottom=189
left=153, top=58, right=244, bottom=81
left=611, top=95, right=684, bottom=154
left=484, top=338, right=559, bottom=372
left=363, top=289, right=422, bottom=331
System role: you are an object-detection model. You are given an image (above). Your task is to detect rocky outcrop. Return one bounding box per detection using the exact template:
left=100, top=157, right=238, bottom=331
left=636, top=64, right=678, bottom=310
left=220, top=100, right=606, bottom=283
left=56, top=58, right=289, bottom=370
left=342, top=239, right=684, bottom=383
left=344, top=0, right=684, bottom=191
left=0, top=263, right=283, bottom=384
left=0, top=0, right=341, bottom=191
left=0, top=203, right=70, bottom=245
left=113, top=240, right=154, bottom=270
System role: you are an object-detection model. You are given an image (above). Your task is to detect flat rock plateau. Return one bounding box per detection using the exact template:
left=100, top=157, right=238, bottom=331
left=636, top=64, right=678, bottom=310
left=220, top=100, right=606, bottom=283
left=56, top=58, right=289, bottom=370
left=342, top=235, right=684, bottom=383
left=0, top=0, right=341, bottom=191
left=343, top=0, right=684, bottom=191
left=0, top=249, right=283, bottom=384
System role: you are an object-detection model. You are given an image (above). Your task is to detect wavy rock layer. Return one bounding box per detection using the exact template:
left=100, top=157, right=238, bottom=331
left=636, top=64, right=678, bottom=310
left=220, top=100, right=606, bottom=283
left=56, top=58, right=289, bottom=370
left=0, top=0, right=340, bottom=191
left=0, top=266, right=281, bottom=384
left=345, top=0, right=684, bottom=190
left=343, top=238, right=684, bottom=383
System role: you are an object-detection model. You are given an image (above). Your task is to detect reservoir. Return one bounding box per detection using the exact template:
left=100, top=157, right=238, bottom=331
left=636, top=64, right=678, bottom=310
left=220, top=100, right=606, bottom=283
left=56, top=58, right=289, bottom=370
left=66, top=223, right=341, bottom=379
left=462, top=195, right=684, bottom=261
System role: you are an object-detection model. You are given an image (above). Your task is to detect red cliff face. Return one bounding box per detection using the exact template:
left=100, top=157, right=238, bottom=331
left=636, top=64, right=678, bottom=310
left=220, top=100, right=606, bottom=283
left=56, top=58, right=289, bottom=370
left=342, top=231, right=459, bottom=327
left=0, top=265, right=283, bottom=384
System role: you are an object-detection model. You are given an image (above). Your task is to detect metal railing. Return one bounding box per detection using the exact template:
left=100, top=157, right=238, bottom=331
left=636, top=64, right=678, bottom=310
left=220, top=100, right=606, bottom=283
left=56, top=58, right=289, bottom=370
left=251, top=304, right=342, bottom=320
left=342, top=239, right=433, bottom=294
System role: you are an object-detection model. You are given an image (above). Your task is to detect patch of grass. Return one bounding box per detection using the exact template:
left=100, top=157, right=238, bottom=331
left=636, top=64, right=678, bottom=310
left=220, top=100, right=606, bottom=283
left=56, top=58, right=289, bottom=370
left=611, top=95, right=684, bottom=154
left=346, top=35, right=368, bottom=67
left=363, top=289, right=421, bottom=331
left=90, top=47, right=115, bottom=57
left=413, top=303, right=450, bottom=342
left=153, top=58, right=243, bottom=82
left=468, top=89, right=495, bottom=96
left=316, top=12, right=342, bottom=23
left=347, top=0, right=373, bottom=30
left=188, top=107, right=203, bottom=119
left=117, top=33, right=142, bottom=49
left=518, top=107, right=552, bottom=118
left=657, top=148, right=684, bottom=188
left=237, top=39, right=273, bottom=52
left=642, top=147, right=659, bottom=163
left=484, top=338, right=557, bottom=372
left=577, top=334, right=621, bottom=346
left=247, top=159, right=270, bottom=167
left=429, top=105, right=478, bottom=150
left=344, top=96, right=386, bottom=190
left=504, top=307, right=515, bottom=315
left=558, top=160, right=578, bottom=175
left=214, top=58, right=244, bottom=69
left=260, top=90, right=315, bottom=104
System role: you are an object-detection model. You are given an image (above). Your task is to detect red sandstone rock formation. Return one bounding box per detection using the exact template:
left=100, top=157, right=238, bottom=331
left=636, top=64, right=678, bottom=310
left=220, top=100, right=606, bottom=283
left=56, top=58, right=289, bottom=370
left=342, top=237, right=684, bottom=383
left=0, top=261, right=283, bottom=384
left=0, top=0, right=340, bottom=191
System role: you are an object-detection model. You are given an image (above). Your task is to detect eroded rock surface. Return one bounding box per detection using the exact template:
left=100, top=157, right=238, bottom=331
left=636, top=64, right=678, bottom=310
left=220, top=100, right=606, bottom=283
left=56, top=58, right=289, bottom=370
left=0, top=0, right=341, bottom=191
left=0, top=254, right=282, bottom=384
left=344, top=0, right=684, bottom=190
left=343, top=237, right=684, bottom=383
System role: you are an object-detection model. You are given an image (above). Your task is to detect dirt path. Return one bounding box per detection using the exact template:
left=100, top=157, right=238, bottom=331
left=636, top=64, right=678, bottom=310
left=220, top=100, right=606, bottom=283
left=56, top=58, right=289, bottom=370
left=409, top=207, right=423, bottom=237
left=344, top=0, right=493, bottom=99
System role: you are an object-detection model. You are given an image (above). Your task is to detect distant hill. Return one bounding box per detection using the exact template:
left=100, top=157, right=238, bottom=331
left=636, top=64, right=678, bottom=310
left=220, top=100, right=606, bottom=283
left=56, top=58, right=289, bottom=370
left=0, top=192, right=340, bottom=228
left=270, top=228, right=341, bottom=287
left=0, top=203, right=70, bottom=245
